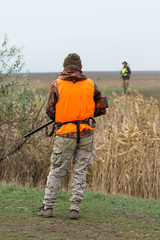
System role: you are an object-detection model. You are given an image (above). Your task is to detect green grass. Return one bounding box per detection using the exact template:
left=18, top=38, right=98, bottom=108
left=99, top=87, right=122, bottom=93
left=99, top=86, right=160, bottom=93
left=0, top=183, right=160, bottom=239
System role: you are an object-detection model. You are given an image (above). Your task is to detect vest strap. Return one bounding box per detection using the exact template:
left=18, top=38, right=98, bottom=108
left=55, top=117, right=95, bottom=143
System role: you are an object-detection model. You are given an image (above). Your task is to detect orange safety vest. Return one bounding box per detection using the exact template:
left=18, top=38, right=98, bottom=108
left=55, top=78, right=95, bottom=135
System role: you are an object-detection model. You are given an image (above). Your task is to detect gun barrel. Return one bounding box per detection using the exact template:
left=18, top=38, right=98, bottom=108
left=104, top=97, right=109, bottom=108
left=24, top=120, right=54, bottom=138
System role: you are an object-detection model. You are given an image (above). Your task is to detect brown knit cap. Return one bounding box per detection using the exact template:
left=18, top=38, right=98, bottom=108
left=63, top=53, right=82, bottom=69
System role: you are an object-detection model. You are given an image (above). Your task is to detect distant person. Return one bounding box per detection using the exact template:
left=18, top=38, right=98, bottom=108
left=121, top=61, right=131, bottom=94
left=37, top=53, right=108, bottom=220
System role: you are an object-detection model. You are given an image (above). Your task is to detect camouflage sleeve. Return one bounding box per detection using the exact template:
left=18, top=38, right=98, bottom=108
left=94, top=83, right=106, bottom=117
left=46, top=80, right=59, bottom=120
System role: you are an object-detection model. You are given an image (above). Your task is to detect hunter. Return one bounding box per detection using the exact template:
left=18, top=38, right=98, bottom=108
left=37, top=53, right=108, bottom=220
left=121, top=61, right=131, bottom=94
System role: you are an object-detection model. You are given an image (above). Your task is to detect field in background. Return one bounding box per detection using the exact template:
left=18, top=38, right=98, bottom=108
left=27, top=71, right=160, bottom=102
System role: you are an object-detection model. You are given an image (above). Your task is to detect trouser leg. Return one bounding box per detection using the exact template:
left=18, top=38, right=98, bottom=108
left=123, top=79, right=129, bottom=94
left=43, top=136, right=76, bottom=207
left=70, top=135, right=94, bottom=211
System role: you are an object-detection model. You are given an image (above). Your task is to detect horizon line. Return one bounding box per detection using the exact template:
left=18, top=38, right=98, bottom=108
left=17, top=70, right=160, bottom=74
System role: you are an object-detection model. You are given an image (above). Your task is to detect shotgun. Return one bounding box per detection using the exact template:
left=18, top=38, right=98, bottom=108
left=24, top=120, right=54, bottom=138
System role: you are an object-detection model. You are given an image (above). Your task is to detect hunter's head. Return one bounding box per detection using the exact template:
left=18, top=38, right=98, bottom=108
left=63, top=53, right=82, bottom=70
left=122, top=61, right=127, bottom=67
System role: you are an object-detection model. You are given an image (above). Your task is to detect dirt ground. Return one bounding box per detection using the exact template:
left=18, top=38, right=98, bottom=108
left=0, top=212, right=117, bottom=240
left=1, top=210, right=160, bottom=240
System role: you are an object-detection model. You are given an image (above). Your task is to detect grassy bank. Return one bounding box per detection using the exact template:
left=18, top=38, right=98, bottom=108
left=0, top=183, right=160, bottom=240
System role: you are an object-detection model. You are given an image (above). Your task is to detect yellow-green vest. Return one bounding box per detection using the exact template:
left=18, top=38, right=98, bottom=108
left=122, top=67, right=129, bottom=76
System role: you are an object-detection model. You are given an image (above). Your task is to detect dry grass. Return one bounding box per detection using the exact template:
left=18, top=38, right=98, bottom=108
left=1, top=89, right=160, bottom=199
left=88, top=90, right=160, bottom=199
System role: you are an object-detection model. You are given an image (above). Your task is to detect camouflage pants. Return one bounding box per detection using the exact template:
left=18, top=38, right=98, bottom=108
left=43, top=134, right=94, bottom=211
left=122, top=79, right=130, bottom=94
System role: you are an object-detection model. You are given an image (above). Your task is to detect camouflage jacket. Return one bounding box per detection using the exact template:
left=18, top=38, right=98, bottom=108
left=46, top=65, right=106, bottom=138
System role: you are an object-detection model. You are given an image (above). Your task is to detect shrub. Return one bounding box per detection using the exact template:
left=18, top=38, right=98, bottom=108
left=0, top=36, right=51, bottom=185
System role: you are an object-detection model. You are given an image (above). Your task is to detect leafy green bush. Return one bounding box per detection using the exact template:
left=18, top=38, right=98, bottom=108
left=0, top=36, right=46, bottom=162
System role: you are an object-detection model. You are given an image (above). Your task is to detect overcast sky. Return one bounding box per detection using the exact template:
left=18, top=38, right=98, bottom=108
left=0, top=0, right=160, bottom=72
